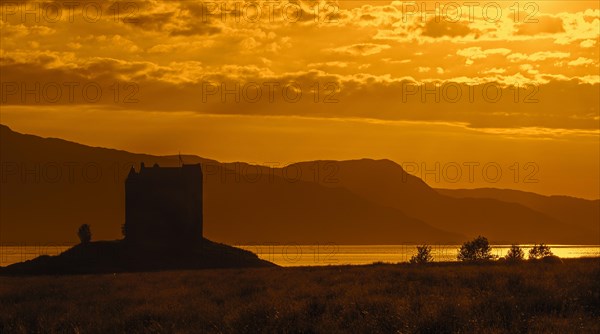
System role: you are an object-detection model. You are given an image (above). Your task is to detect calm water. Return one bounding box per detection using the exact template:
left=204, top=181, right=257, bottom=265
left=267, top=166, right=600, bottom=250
left=237, top=244, right=600, bottom=266
left=1, top=244, right=598, bottom=267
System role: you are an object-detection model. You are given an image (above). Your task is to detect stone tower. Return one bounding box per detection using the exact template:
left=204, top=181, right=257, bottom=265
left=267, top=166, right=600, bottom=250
left=124, top=163, right=203, bottom=247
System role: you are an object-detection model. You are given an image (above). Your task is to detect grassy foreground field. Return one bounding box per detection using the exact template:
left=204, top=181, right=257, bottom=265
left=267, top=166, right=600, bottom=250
left=1, top=258, right=599, bottom=333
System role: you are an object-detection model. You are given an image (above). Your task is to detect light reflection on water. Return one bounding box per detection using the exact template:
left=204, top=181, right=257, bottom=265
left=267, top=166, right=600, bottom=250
left=236, top=244, right=600, bottom=267
left=0, top=244, right=599, bottom=267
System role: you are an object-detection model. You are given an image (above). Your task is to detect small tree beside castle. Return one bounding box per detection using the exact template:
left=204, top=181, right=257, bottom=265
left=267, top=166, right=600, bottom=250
left=78, top=224, right=92, bottom=244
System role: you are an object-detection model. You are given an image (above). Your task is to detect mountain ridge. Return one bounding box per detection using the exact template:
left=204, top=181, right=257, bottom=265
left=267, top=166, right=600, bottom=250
left=1, top=124, right=597, bottom=244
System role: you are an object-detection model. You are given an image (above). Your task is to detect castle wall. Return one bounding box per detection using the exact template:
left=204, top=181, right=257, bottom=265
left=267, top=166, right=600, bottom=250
left=125, top=164, right=203, bottom=246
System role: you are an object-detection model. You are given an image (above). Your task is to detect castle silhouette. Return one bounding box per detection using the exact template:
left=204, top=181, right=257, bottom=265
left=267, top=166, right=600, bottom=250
left=0, top=160, right=275, bottom=274
left=124, top=163, right=203, bottom=247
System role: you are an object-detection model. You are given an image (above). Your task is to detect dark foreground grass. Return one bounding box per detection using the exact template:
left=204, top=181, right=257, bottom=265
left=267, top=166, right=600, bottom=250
left=1, top=258, right=599, bottom=333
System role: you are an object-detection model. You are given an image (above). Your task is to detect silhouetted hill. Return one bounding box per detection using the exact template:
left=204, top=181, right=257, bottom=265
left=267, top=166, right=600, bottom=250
left=0, top=239, right=275, bottom=275
left=1, top=124, right=596, bottom=244
left=436, top=188, right=600, bottom=239
left=285, top=160, right=597, bottom=244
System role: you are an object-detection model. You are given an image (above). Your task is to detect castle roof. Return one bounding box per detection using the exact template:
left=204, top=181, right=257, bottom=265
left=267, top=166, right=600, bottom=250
left=127, top=163, right=202, bottom=180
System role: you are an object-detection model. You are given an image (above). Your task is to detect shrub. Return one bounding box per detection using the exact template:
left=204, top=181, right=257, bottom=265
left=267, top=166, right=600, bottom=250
left=529, top=244, right=553, bottom=260
left=540, top=255, right=563, bottom=264
left=505, top=245, right=525, bottom=262
left=457, top=236, right=493, bottom=262
left=409, top=245, right=434, bottom=264
left=78, top=224, right=92, bottom=244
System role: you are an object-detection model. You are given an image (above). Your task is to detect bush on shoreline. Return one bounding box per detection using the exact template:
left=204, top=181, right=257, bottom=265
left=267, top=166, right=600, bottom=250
left=457, top=236, right=494, bottom=262
left=504, top=244, right=525, bottom=262
left=409, top=245, right=433, bottom=264
left=529, top=244, right=554, bottom=260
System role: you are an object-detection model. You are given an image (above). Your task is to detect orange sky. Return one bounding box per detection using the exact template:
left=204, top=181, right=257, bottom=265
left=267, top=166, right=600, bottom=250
left=1, top=1, right=599, bottom=198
